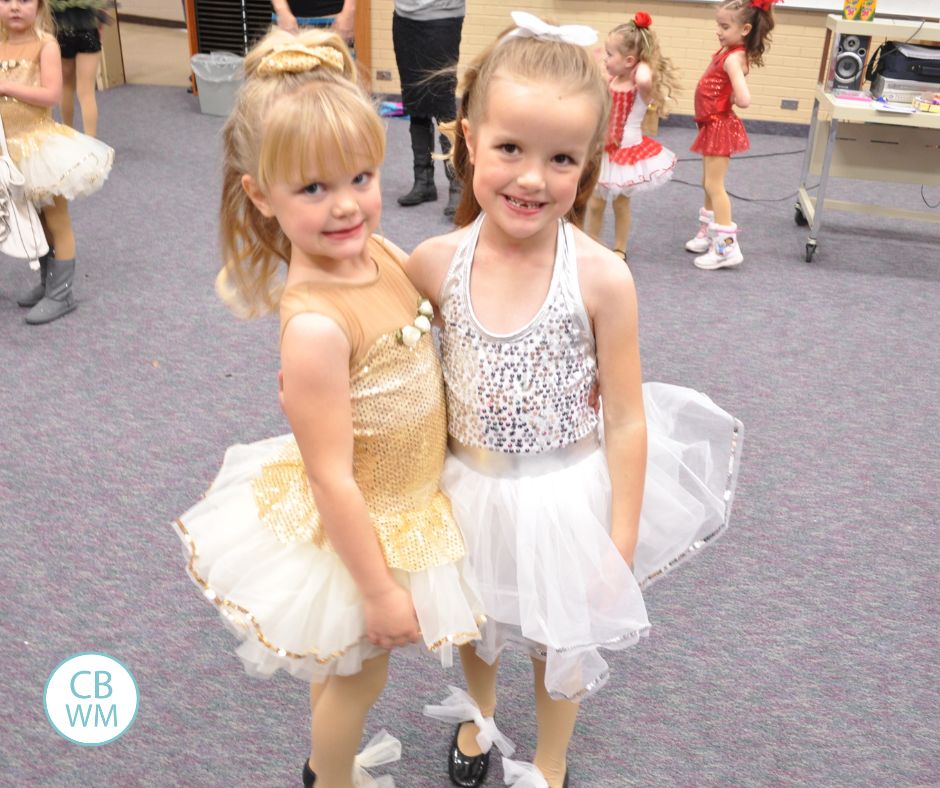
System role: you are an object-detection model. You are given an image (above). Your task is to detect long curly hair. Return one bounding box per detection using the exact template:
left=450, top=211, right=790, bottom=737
left=607, top=19, right=680, bottom=119
left=217, top=27, right=385, bottom=317
left=450, top=25, right=610, bottom=229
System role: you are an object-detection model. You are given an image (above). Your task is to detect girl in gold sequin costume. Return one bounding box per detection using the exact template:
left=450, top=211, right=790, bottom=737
left=407, top=13, right=743, bottom=787
left=0, top=0, right=113, bottom=324
left=173, top=28, right=483, bottom=788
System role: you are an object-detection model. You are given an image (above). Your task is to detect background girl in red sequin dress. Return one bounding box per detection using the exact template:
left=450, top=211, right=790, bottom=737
left=586, top=12, right=679, bottom=262
left=687, top=0, right=778, bottom=270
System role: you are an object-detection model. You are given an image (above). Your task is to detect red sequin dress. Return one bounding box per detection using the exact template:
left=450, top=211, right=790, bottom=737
left=596, top=83, right=676, bottom=198
left=691, top=45, right=749, bottom=157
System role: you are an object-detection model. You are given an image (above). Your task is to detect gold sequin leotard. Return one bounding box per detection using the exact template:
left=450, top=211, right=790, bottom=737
left=0, top=34, right=112, bottom=205
left=174, top=237, right=483, bottom=681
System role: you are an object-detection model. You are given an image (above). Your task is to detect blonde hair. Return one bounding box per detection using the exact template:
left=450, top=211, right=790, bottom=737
left=717, top=0, right=775, bottom=68
left=451, top=24, right=609, bottom=228
left=608, top=20, right=680, bottom=118
left=0, top=0, right=54, bottom=39
left=218, top=27, right=386, bottom=317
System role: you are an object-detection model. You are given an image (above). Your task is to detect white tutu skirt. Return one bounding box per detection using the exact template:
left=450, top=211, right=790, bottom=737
left=442, top=382, right=742, bottom=700
left=14, top=123, right=113, bottom=206
left=175, top=434, right=484, bottom=683
left=596, top=147, right=676, bottom=199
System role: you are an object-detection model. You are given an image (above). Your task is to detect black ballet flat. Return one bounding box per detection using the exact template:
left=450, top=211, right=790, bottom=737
left=302, top=759, right=316, bottom=787
left=448, top=722, right=490, bottom=787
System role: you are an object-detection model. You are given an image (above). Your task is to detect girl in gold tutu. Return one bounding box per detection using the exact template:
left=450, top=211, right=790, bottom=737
left=173, top=28, right=483, bottom=788
left=0, top=0, right=113, bottom=324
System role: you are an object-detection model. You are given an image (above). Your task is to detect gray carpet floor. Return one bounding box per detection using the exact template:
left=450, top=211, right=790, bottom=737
left=1, top=85, right=938, bottom=787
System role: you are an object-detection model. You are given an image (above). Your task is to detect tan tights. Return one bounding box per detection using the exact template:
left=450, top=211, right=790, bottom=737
left=308, top=654, right=389, bottom=788
left=457, top=644, right=579, bottom=788
left=585, top=194, right=632, bottom=257
left=60, top=52, right=101, bottom=138
left=40, top=196, right=76, bottom=260
left=702, top=155, right=732, bottom=226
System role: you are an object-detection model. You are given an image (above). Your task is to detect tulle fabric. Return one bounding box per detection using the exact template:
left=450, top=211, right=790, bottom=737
left=13, top=123, right=113, bottom=206
left=442, top=382, right=742, bottom=700
left=424, top=686, right=516, bottom=756
left=596, top=145, right=677, bottom=198
left=175, top=434, right=484, bottom=683
left=352, top=730, right=401, bottom=788
left=501, top=759, right=551, bottom=787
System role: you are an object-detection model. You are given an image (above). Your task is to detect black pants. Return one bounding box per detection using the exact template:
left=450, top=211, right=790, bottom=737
left=392, top=13, right=463, bottom=121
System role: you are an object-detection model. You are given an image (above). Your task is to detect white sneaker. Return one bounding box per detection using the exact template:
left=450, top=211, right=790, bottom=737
left=685, top=208, right=714, bottom=253
left=694, top=223, right=743, bottom=269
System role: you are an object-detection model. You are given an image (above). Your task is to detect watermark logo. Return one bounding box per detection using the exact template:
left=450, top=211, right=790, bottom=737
left=44, top=653, right=139, bottom=746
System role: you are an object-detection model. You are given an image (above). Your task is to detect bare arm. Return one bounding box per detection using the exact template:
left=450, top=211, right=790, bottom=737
left=332, top=0, right=356, bottom=42
left=0, top=40, right=62, bottom=107
left=400, top=232, right=463, bottom=319
left=634, top=61, right=653, bottom=105
left=280, top=313, right=420, bottom=649
left=581, top=240, right=647, bottom=567
left=725, top=50, right=751, bottom=109
left=272, top=0, right=299, bottom=33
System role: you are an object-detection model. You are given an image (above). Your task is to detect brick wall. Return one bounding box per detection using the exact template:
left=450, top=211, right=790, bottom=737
left=369, top=0, right=834, bottom=124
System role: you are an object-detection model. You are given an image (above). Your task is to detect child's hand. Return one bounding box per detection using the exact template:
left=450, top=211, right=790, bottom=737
left=611, top=529, right=638, bottom=570
left=363, top=584, right=421, bottom=650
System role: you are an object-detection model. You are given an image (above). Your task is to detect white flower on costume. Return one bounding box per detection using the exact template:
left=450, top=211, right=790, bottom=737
left=400, top=325, right=422, bottom=348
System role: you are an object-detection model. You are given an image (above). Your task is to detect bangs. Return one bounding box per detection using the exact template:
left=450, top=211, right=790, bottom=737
left=257, top=81, right=385, bottom=187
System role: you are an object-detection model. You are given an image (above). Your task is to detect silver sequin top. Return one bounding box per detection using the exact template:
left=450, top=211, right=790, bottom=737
left=439, top=215, right=599, bottom=454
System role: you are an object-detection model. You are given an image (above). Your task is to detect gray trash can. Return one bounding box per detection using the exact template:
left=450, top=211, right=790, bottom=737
left=190, top=52, right=243, bottom=117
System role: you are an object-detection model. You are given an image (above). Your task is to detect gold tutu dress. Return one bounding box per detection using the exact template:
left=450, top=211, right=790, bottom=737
left=0, top=35, right=113, bottom=205
left=175, top=237, right=484, bottom=681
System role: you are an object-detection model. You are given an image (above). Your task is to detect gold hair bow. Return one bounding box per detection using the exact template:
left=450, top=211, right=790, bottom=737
left=257, top=44, right=346, bottom=77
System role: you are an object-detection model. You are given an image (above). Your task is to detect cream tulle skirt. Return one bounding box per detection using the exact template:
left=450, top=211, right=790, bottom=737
left=12, top=122, right=113, bottom=206
left=442, top=382, right=743, bottom=700
left=174, top=434, right=485, bottom=683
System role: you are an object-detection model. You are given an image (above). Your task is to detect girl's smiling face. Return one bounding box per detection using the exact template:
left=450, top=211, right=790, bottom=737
left=244, top=151, right=382, bottom=268
left=462, top=75, right=598, bottom=245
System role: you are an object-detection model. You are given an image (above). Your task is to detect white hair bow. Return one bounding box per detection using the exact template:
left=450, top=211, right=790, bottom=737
left=506, top=11, right=598, bottom=47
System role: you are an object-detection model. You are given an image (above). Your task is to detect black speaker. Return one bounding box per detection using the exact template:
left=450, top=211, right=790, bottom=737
left=832, top=34, right=871, bottom=91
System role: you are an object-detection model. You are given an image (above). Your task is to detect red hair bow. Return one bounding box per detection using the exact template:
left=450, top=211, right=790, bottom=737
left=633, top=11, right=652, bottom=28
left=751, top=0, right=782, bottom=10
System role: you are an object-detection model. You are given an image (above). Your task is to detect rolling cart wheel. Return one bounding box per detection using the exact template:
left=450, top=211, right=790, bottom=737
left=805, top=241, right=817, bottom=263
left=794, top=204, right=808, bottom=227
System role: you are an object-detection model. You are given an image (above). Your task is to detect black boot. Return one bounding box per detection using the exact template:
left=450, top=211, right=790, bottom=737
left=398, top=119, right=437, bottom=206
left=16, top=249, right=52, bottom=307
left=440, top=132, right=461, bottom=219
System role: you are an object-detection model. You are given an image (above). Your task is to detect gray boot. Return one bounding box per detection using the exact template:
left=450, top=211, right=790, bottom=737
left=398, top=120, right=437, bottom=206
left=16, top=250, right=52, bottom=307
left=25, top=256, right=77, bottom=325
left=440, top=132, right=461, bottom=219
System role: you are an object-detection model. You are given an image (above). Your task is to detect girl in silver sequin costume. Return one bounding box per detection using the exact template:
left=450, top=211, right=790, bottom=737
left=406, top=13, right=744, bottom=788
